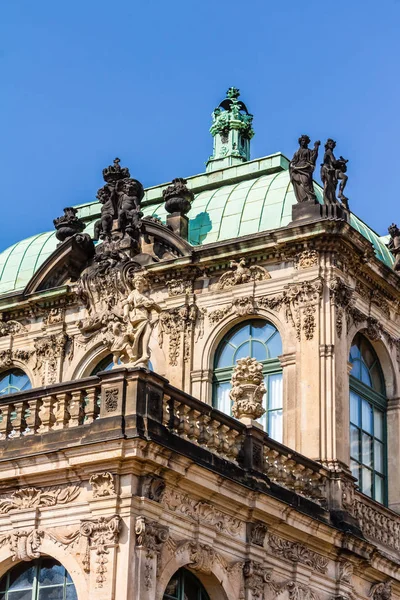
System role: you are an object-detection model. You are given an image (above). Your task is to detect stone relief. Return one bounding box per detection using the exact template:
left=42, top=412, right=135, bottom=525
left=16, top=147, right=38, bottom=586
left=216, top=258, right=270, bottom=290
left=34, top=332, right=68, bottom=385
left=0, top=485, right=80, bottom=512
left=140, top=475, right=166, bottom=502
left=247, top=522, right=268, bottom=547
left=89, top=472, right=116, bottom=498
left=79, top=515, right=121, bottom=587
left=0, top=349, right=32, bottom=370
left=369, top=582, right=392, bottom=600
left=42, top=307, right=65, bottom=327
left=161, top=487, right=243, bottom=536
left=230, top=357, right=266, bottom=422
left=339, top=560, right=353, bottom=584
left=259, top=278, right=323, bottom=341
left=297, top=250, right=318, bottom=269
left=158, top=302, right=204, bottom=366
left=0, top=315, right=27, bottom=337
left=135, top=516, right=169, bottom=590
left=268, top=534, right=328, bottom=573
left=166, top=278, right=192, bottom=297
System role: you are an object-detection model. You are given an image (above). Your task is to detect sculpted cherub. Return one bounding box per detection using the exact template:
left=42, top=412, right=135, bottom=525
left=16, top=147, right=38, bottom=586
left=117, top=179, right=144, bottom=239
left=94, top=186, right=116, bottom=241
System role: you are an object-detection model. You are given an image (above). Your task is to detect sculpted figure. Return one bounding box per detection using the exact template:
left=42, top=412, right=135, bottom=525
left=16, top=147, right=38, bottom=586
left=289, top=135, right=320, bottom=203
left=388, top=223, right=400, bottom=271
left=320, top=139, right=349, bottom=207
left=94, top=186, right=117, bottom=241
left=120, top=273, right=161, bottom=368
left=117, top=179, right=144, bottom=239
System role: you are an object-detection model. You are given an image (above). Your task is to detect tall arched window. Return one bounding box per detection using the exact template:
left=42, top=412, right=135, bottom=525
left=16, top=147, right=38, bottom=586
left=213, top=319, right=283, bottom=442
left=0, top=368, right=31, bottom=396
left=349, top=333, right=387, bottom=504
left=163, top=568, right=210, bottom=600
left=0, top=558, right=77, bottom=599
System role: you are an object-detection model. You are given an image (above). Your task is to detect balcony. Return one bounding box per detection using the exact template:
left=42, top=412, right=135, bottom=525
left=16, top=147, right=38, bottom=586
left=0, top=367, right=397, bottom=557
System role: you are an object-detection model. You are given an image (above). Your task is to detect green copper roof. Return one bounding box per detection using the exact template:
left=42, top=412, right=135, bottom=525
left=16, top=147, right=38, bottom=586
left=0, top=154, right=393, bottom=295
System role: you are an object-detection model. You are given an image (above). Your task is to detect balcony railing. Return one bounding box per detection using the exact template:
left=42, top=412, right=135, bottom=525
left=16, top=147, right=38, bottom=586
left=0, top=367, right=398, bottom=557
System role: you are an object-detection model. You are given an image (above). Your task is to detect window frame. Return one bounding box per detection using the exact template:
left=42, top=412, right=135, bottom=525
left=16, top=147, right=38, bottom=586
left=163, top=568, right=210, bottom=600
left=212, top=319, right=283, bottom=439
left=0, top=557, right=76, bottom=599
left=349, top=335, right=388, bottom=505
left=0, top=368, right=31, bottom=396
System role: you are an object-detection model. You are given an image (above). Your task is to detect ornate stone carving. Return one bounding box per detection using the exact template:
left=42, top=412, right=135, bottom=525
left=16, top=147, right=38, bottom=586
left=0, top=349, right=32, bottom=369
left=208, top=305, right=231, bottom=325
left=135, top=516, right=169, bottom=589
left=289, top=135, right=320, bottom=204
left=161, top=488, right=243, bottom=536
left=34, top=332, right=67, bottom=384
left=230, top=357, right=266, bottom=422
left=353, top=496, right=400, bottom=551
left=0, top=485, right=80, bottom=512
left=247, top=522, right=268, bottom=546
left=260, top=278, right=323, bottom=340
left=80, top=515, right=121, bottom=587
left=339, top=560, right=353, bottom=584
left=166, top=278, right=191, bottom=296
left=217, top=258, right=270, bottom=290
left=268, top=534, right=328, bottom=573
left=297, top=250, right=318, bottom=269
left=159, top=302, right=203, bottom=366
left=233, top=295, right=256, bottom=316
left=176, top=541, right=216, bottom=574
left=42, top=307, right=65, bottom=327
left=89, top=473, right=116, bottom=498
left=321, top=139, right=349, bottom=209
left=369, top=582, right=392, bottom=600
left=364, top=317, right=382, bottom=341
left=163, top=178, right=194, bottom=215
left=104, top=388, right=119, bottom=413
left=243, top=560, right=271, bottom=599
left=141, top=475, right=166, bottom=502
left=0, top=315, right=27, bottom=337
left=388, top=223, right=400, bottom=271
left=0, top=529, right=44, bottom=561
left=53, top=207, right=85, bottom=243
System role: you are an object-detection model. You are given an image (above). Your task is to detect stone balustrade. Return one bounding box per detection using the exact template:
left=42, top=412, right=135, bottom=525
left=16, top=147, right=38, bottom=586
left=0, top=378, right=101, bottom=439
left=353, top=491, right=400, bottom=552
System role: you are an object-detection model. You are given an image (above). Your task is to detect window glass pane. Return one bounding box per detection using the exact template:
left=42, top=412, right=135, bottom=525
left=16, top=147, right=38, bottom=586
left=362, top=345, right=375, bottom=369
left=370, top=365, right=384, bottom=394
left=0, top=592, right=5, bottom=600
left=350, top=344, right=360, bottom=361
left=66, top=587, right=78, bottom=600
left=268, top=410, right=282, bottom=443
left=229, top=324, right=250, bottom=347
left=268, top=374, right=283, bottom=410
left=361, top=400, right=373, bottom=434
left=350, top=460, right=359, bottom=485
left=350, top=393, right=360, bottom=425
left=38, top=561, right=64, bottom=586
left=361, top=432, right=373, bottom=467
left=375, top=475, right=385, bottom=504
left=183, top=574, right=200, bottom=599
left=7, top=591, right=32, bottom=600
left=252, top=341, right=267, bottom=362
left=362, top=467, right=372, bottom=497
left=215, top=382, right=231, bottom=415
left=235, top=342, right=250, bottom=361
left=374, top=440, right=384, bottom=474
left=9, top=564, right=35, bottom=590
left=374, top=410, right=384, bottom=441
left=350, top=425, right=360, bottom=461
left=265, top=332, right=282, bottom=358
left=361, top=364, right=372, bottom=387
left=216, top=344, right=235, bottom=368
left=253, top=321, right=274, bottom=339
left=164, top=571, right=179, bottom=598
left=38, top=587, right=64, bottom=600
left=0, top=369, right=31, bottom=396
left=349, top=360, right=361, bottom=380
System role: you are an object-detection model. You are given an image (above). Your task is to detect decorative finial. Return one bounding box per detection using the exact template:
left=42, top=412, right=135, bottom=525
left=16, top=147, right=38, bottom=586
left=102, top=157, right=130, bottom=183
left=230, top=357, right=266, bottom=425
left=226, top=87, right=240, bottom=99
left=163, top=178, right=194, bottom=216
left=53, top=207, right=85, bottom=244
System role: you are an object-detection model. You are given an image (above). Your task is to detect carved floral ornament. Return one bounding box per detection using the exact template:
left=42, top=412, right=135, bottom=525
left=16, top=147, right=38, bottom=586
left=89, top=472, right=116, bottom=498
left=0, top=485, right=80, bottom=513
left=216, top=258, right=271, bottom=290
left=230, top=357, right=266, bottom=421
left=0, top=515, right=121, bottom=587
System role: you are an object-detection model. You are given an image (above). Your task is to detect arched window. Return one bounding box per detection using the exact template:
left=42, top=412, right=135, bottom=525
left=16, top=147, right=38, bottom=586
left=349, top=333, right=387, bottom=504
left=0, top=558, right=77, bottom=599
left=90, top=354, right=153, bottom=375
left=163, top=568, right=210, bottom=600
left=0, top=368, right=31, bottom=396
left=213, top=319, right=283, bottom=442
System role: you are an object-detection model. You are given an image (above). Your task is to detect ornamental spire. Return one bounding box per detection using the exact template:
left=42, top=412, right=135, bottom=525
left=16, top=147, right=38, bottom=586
left=206, top=87, right=254, bottom=173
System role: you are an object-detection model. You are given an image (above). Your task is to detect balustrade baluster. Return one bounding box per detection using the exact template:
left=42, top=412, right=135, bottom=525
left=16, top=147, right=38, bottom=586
left=24, top=399, right=41, bottom=435
left=8, top=403, right=24, bottom=438
left=84, top=387, right=100, bottom=424
left=69, top=391, right=84, bottom=427
left=38, top=395, right=56, bottom=433
left=53, top=393, right=70, bottom=429
left=188, top=409, right=201, bottom=443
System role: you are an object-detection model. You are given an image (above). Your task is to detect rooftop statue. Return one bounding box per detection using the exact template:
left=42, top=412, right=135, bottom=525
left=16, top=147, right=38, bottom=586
left=320, top=139, right=349, bottom=208
left=53, top=207, right=85, bottom=243
left=289, top=135, right=320, bottom=203
left=388, top=223, right=400, bottom=271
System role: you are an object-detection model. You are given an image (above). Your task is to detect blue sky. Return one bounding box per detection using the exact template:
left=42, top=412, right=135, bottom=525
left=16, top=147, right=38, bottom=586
left=1, top=0, right=399, bottom=250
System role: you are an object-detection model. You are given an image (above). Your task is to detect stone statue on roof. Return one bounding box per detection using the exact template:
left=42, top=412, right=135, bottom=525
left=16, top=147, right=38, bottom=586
left=289, top=135, right=320, bottom=203
left=320, top=139, right=349, bottom=209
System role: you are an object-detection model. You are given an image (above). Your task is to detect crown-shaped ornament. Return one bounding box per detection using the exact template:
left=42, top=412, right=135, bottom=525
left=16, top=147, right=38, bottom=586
left=102, top=157, right=130, bottom=183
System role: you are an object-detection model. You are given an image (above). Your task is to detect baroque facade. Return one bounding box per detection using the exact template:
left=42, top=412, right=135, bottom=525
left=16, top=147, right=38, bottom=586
left=0, top=88, right=399, bottom=599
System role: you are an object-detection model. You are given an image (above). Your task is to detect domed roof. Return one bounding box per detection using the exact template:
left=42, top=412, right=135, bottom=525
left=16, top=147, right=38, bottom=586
left=0, top=155, right=393, bottom=295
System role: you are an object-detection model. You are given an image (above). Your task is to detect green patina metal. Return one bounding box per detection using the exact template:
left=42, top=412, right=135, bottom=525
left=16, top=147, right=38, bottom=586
left=206, top=87, right=254, bottom=172
left=0, top=154, right=393, bottom=295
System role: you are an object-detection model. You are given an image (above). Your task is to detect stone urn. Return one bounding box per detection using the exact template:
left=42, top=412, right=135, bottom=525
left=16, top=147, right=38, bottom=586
left=162, top=178, right=194, bottom=215
left=230, top=357, right=266, bottom=425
